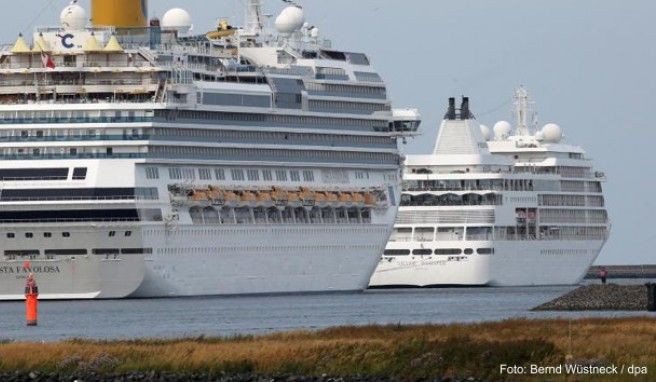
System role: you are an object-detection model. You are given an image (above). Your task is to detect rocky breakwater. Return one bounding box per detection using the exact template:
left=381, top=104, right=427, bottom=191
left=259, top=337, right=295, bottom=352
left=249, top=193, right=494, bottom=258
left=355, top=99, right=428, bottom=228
left=533, top=284, right=650, bottom=311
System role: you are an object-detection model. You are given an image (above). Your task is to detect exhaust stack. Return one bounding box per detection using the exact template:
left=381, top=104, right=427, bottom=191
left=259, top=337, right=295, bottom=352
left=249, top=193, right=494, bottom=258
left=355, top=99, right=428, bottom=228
left=91, top=0, right=148, bottom=28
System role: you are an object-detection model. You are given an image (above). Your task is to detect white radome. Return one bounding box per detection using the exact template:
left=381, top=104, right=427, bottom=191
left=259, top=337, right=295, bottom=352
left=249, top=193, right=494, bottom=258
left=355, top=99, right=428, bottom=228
left=541, top=123, right=563, bottom=143
left=275, top=6, right=305, bottom=34
left=162, top=8, right=193, bottom=35
left=493, top=121, right=512, bottom=140
left=60, top=2, right=87, bottom=29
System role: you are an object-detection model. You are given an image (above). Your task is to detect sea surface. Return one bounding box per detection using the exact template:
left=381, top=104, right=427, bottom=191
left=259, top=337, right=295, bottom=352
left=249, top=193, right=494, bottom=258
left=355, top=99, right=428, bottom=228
left=1, top=279, right=654, bottom=342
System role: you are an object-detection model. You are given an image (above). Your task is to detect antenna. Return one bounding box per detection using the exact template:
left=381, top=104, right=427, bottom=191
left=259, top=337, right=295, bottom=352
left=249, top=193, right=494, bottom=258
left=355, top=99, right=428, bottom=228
left=514, top=86, right=534, bottom=136
left=244, top=0, right=264, bottom=37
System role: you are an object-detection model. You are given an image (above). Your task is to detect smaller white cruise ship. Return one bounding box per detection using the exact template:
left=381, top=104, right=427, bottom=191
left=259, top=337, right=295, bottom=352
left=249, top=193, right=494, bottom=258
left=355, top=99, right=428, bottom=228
left=369, top=88, right=610, bottom=287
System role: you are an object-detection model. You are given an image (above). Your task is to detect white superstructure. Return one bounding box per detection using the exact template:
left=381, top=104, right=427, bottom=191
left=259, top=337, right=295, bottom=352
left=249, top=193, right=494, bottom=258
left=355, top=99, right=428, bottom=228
left=0, top=1, right=420, bottom=300
left=370, top=89, right=609, bottom=287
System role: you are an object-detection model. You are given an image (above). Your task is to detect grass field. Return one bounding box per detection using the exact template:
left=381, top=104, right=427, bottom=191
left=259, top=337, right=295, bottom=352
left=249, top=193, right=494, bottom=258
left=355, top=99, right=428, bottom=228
left=1, top=317, right=655, bottom=381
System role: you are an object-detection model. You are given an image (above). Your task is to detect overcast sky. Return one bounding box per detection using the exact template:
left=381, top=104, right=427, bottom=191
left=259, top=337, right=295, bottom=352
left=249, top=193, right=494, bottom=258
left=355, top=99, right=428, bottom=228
left=3, top=0, right=655, bottom=265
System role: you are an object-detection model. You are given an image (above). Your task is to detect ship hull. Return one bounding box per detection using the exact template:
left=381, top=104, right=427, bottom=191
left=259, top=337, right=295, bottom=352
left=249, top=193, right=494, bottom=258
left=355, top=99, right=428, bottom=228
left=132, top=224, right=390, bottom=297
left=369, top=240, right=605, bottom=287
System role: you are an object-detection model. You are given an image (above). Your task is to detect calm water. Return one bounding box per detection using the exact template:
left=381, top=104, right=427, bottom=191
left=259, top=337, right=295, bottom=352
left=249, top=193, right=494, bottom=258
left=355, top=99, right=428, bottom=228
left=1, top=280, right=654, bottom=342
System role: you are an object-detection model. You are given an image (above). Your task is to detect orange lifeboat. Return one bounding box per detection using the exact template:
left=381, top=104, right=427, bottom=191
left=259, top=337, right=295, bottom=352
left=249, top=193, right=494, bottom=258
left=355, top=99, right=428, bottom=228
left=256, top=190, right=273, bottom=208
left=338, top=192, right=354, bottom=207
left=352, top=192, right=365, bottom=208
left=313, top=191, right=326, bottom=208
left=299, top=187, right=315, bottom=209
left=364, top=191, right=378, bottom=206
left=224, top=190, right=240, bottom=207
left=188, top=189, right=209, bottom=205
left=325, top=191, right=339, bottom=207
left=287, top=191, right=302, bottom=208
left=240, top=190, right=257, bottom=207
left=271, top=187, right=288, bottom=208
left=207, top=186, right=225, bottom=206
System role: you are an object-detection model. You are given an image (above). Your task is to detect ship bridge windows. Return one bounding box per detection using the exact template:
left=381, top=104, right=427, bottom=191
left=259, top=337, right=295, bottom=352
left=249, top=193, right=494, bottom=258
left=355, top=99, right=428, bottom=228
left=436, top=227, right=464, bottom=241
left=466, top=227, right=492, bottom=241
left=389, top=227, right=412, bottom=242
left=414, top=227, right=435, bottom=242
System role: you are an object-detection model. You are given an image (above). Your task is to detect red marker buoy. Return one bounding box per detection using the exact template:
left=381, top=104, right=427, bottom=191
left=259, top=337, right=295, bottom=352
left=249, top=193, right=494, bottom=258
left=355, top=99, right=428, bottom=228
left=25, top=273, right=39, bottom=326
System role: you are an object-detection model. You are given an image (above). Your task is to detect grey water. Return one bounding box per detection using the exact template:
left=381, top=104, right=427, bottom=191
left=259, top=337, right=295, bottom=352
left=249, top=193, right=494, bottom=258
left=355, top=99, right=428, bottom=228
left=1, top=280, right=654, bottom=343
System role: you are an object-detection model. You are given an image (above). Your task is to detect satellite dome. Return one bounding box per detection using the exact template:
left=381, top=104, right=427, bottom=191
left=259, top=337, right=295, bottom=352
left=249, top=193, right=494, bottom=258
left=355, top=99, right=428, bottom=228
left=60, top=1, right=87, bottom=29
left=493, top=121, right=512, bottom=140
left=310, top=27, right=320, bottom=38
left=479, top=125, right=491, bottom=141
left=162, top=8, right=193, bottom=35
left=541, top=123, right=563, bottom=143
left=275, top=6, right=305, bottom=35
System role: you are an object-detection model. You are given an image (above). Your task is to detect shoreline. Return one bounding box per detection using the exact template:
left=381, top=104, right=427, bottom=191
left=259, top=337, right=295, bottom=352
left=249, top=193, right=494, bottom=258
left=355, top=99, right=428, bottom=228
left=1, top=317, right=655, bottom=382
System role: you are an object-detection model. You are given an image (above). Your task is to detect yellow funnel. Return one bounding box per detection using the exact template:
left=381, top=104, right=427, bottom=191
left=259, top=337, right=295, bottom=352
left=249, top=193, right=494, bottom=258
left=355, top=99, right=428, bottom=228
left=92, top=0, right=148, bottom=28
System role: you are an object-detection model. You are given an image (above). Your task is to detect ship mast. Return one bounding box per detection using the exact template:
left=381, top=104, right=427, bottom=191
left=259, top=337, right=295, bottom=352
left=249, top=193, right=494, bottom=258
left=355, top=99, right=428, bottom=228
left=243, top=0, right=264, bottom=37
left=514, top=86, right=536, bottom=136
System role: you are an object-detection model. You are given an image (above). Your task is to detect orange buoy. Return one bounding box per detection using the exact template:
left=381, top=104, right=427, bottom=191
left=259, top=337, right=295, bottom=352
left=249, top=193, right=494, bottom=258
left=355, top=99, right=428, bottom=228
left=25, top=273, right=39, bottom=326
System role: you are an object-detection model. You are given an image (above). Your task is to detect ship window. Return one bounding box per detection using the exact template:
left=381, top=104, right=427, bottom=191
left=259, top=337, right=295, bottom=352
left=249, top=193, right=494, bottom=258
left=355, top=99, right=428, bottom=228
left=21, top=130, right=28, bottom=138
left=25, top=232, right=33, bottom=238
left=44, top=232, right=52, bottom=238
left=6, top=233, right=14, bottom=238
left=62, top=232, right=70, bottom=237
left=72, top=168, right=87, bottom=180
left=198, top=168, right=212, bottom=180
left=262, top=170, right=273, bottom=181
left=247, top=169, right=260, bottom=181
left=45, top=249, right=87, bottom=256
left=109, top=231, right=116, bottom=237
left=275, top=170, right=288, bottom=182
left=145, top=167, right=159, bottom=179
left=125, top=231, right=132, bottom=237
left=302, top=170, right=314, bottom=182
left=383, top=249, right=410, bottom=256
left=92, top=248, right=120, bottom=255
left=70, top=148, right=77, bottom=155
left=169, top=168, right=182, bottom=180
left=214, top=169, right=226, bottom=180
left=477, top=248, right=494, bottom=255
left=231, top=169, right=245, bottom=181
left=412, top=249, right=432, bottom=255
left=434, top=248, right=462, bottom=255
left=181, top=168, right=196, bottom=180
left=464, top=248, right=474, bottom=255
left=290, top=171, right=301, bottom=182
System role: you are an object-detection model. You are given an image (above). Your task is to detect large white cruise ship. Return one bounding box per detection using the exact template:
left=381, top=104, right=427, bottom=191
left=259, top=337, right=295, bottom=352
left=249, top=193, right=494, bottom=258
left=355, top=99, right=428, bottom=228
left=370, top=88, right=609, bottom=287
left=0, top=0, right=420, bottom=300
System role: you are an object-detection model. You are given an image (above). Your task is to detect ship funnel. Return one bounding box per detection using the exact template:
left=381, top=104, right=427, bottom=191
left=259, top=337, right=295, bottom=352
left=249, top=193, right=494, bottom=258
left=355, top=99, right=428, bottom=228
left=91, top=0, right=148, bottom=27
left=461, top=97, right=471, bottom=119
left=445, top=97, right=456, bottom=120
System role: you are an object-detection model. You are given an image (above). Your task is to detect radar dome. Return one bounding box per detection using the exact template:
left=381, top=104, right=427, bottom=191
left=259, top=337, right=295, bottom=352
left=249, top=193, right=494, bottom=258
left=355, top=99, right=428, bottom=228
left=541, top=123, right=563, bottom=143
left=60, top=1, right=87, bottom=29
left=162, top=8, right=193, bottom=35
left=310, top=27, right=320, bottom=38
left=493, top=121, right=512, bottom=140
left=275, top=6, right=305, bottom=35
left=480, top=125, right=491, bottom=141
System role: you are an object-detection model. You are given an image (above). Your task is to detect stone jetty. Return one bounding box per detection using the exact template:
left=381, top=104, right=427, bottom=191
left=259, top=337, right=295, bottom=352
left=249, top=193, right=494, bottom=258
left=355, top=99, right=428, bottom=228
left=533, top=284, right=650, bottom=311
